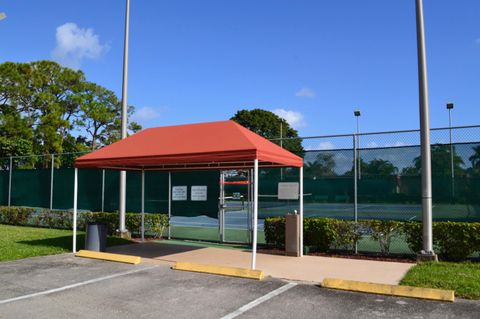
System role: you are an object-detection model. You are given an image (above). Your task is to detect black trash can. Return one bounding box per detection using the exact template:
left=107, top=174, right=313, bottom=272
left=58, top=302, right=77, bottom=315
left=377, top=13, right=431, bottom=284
left=85, top=223, right=107, bottom=252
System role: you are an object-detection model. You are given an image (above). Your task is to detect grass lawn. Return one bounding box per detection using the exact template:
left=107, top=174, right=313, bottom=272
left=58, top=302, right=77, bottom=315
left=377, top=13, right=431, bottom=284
left=400, top=262, right=480, bottom=300
left=0, top=224, right=131, bottom=262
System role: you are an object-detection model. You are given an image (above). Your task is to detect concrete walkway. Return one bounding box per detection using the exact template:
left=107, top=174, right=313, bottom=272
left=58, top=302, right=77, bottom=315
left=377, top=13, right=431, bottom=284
left=107, top=241, right=414, bottom=285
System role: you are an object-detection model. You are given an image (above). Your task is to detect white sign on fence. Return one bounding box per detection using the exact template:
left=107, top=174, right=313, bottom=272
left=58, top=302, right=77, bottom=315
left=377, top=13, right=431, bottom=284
left=191, top=185, right=207, bottom=201
left=172, top=186, right=187, bottom=201
left=278, top=182, right=299, bottom=200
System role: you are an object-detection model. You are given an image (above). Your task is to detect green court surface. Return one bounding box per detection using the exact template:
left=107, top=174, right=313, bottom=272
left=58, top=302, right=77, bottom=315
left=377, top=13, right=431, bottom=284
left=158, top=239, right=250, bottom=250
left=170, top=225, right=265, bottom=244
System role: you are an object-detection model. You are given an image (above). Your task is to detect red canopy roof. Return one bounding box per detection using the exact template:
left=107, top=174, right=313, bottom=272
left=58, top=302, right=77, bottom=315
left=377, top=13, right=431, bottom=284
left=75, top=120, right=303, bottom=170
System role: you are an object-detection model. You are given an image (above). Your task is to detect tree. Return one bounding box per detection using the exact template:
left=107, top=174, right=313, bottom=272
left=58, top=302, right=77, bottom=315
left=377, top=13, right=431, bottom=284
left=305, top=153, right=336, bottom=178
left=344, top=158, right=398, bottom=177
left=401, top=144, right=466, bottom=176
left=0, top=60, right=85, bottom=158
left=0, top=60, right=142, bottom=166
left=362, top=159, right=398, bottom=176
left=469, top=145, right=480, bottom=176
left=76, top=82, right=140, bottom=150
left=230, top=109, right=304, bottom=155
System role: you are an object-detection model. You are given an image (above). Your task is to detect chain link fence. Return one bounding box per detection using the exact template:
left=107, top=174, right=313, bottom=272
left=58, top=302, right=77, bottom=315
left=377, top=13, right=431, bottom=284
left=1, top=125, right=480, bottom=254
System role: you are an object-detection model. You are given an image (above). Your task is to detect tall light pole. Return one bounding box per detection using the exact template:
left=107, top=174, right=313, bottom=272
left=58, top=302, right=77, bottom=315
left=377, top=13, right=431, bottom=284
left=447, top=102, right=455, bottom=201
left=416, top=0, right=436, bottom=260
left=119, top=0, right=130, bottom=237
left=354, top=109, right=361, bottom=179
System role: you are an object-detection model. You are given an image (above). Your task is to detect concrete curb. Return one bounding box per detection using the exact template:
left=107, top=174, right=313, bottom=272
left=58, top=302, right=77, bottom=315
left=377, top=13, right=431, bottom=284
left=322, top=278, right=455, bottom=302
left=75, top=250, right=141, bottom=265
left=172, top=262, right=264, bottom=280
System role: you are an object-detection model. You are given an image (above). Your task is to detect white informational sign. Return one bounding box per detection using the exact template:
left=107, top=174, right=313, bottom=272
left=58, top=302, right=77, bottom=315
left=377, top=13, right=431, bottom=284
left=191, top=185, right=207, bottom=201
left=278, top=182, right=299, bottom=200
left=172, top=186, right=187, bottom=201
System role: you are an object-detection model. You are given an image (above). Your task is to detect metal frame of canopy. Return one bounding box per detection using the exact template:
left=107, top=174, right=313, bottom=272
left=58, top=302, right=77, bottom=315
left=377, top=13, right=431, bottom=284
left=72, top=159, right=303, bottom=270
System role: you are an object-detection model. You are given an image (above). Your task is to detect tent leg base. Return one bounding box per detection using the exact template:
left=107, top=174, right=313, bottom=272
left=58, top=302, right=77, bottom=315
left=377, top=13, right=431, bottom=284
left=115, top=230, right=131, bottom=240
left=417, top=251, right=438, bottom=262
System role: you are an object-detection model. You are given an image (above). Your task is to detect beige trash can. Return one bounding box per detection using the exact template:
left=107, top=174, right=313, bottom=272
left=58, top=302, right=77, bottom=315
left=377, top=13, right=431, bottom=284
left=285, top=214, right=300, bottom=257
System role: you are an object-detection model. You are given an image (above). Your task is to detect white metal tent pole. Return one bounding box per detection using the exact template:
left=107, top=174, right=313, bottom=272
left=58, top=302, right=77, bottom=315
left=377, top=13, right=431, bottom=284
left=299, top=166, right=304, bottom=257
left=168, top=172, right=171, bottom=239
left=50, top=154, right=54, bottom=210
left=8, top=156, right=12, bottom=207
left=251, top=159, right=259, bottom=270
left=141, top=169, right=145, bottom=242
left=247, top=169, right=252, bottom=244
left=73, top=168, right=78, bottom=253
left=119, top=0, right=131, bottom=234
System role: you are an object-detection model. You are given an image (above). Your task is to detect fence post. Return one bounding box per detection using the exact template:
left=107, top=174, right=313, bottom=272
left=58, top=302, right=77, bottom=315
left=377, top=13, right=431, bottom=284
left=50, top=154, right=54, bottom=211
left=101, top=169, right=105, bottom=212
left=353, top=135, right=358, bottom=254
left=8, top=156, right=12, bottom=207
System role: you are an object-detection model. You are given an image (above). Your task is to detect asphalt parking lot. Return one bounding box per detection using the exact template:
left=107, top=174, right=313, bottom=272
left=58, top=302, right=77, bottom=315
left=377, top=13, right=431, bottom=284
left=0, top=254, right=479, bottom=319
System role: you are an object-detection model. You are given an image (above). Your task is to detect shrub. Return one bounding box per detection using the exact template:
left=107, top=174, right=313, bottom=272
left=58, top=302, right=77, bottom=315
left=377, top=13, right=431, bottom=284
left=83, top=212, right=169, bottom=238
left=32, top=209, right=73, bottom=229
left=0, top=206, right=35, bottom=225
left=303, top=218, right=339, bottom=252
left=434, top=222, right=480, bottom=261
left=0, top=206, right=169, bottom=239
left=362, top=220, right=401, bottom=255
left=264, top=217, right=285, bottom=248
left=266, top=217, right=480, bottom=261
left=332, top=220, right=362, bottom=251
left=403, top=221, right=422, bottom=254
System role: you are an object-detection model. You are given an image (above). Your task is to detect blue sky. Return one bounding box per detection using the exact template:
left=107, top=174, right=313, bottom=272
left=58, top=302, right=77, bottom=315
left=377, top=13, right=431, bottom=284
left=1, top=0, right=479, bottom=138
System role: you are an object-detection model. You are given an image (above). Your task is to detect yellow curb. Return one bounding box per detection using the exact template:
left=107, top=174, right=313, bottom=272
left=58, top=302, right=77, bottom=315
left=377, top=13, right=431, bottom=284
left=75, top=250, right=141, bottom=265
left=322, top=278, right=454, bottom=302
left=172, top=262, right=264, bottom=280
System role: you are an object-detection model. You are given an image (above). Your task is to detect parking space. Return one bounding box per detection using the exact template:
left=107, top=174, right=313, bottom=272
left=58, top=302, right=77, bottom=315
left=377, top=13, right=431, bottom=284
left=0, top=254, right=478, bottom=318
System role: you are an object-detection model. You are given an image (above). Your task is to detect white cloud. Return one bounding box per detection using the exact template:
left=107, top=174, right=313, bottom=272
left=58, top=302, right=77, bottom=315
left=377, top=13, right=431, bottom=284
left=52, top=23, right=109, bottom=69
left=385, top=141, right=407, bottom=147
left=305, top=141, right=335, bottom=151
left=295, top=87, right=316, bottom=98
left=366, top=141, right=379, bottom=148
left=132, top=106, right=161, bottom=123
left=272, top=108, right=305, bottom=129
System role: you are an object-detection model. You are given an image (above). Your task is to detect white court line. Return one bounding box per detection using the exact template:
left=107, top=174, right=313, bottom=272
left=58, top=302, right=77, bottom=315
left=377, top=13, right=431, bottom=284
left=220, top=282, right=297, bottom=319
left=0, top=265, right=158, bottom=305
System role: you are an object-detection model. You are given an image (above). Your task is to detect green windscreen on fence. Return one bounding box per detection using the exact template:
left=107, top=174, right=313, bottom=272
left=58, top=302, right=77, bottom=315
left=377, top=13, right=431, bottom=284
left=171, top=171, right=220, bottom=218
left=226, top=141, right=480, bottom=223
left=6, top=167, right=220, bottom=218
left=11, top=169, right=51, bottom=208
left=0, top=170, right=8, bottom=205
left=2, top=141, right=480, bottom=222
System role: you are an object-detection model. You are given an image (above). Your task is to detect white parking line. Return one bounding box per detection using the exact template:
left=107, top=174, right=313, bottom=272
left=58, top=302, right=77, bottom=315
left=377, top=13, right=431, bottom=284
left=0, top=265, right=158, bottom=305
left=220, top=282, right=297, bottom=319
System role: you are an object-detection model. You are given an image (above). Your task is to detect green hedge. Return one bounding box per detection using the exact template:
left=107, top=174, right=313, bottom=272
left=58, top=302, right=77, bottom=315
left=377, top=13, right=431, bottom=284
left=265, top=217, right=480, bottom=261
left=0, top=206, right=169, bottom=238
left=403, top=221, right=480, bottom=261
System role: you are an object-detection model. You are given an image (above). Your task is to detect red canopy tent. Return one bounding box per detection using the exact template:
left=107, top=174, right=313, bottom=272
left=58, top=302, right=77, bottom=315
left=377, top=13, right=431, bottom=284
left=73, top=120, right=304, bottom=269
